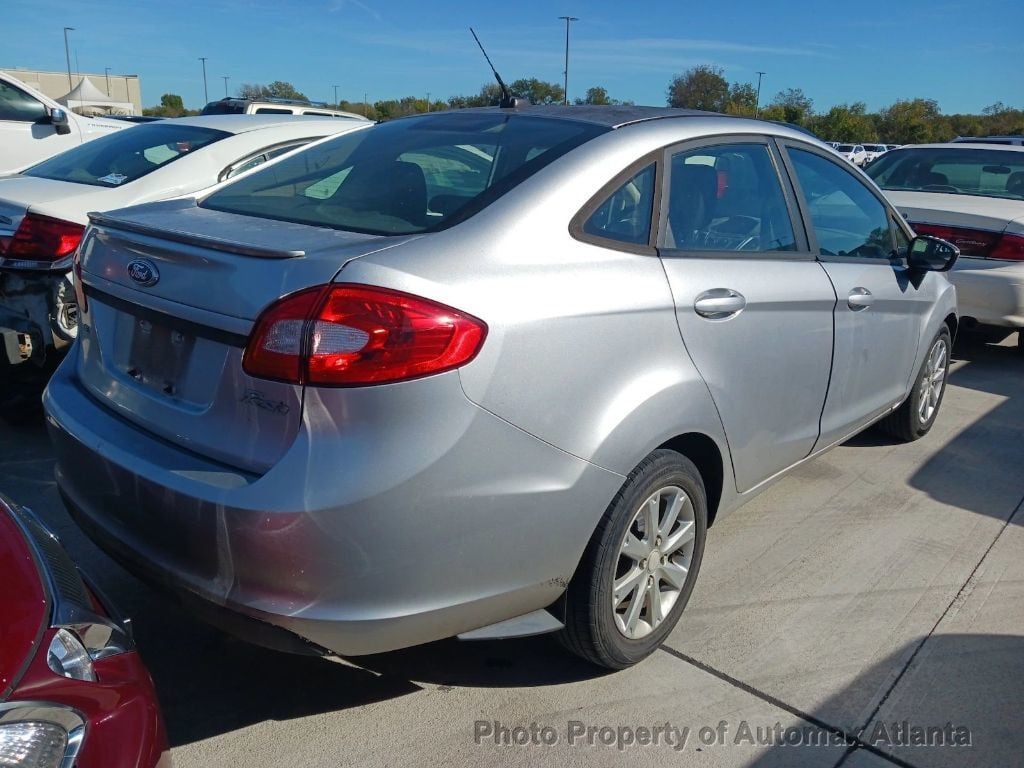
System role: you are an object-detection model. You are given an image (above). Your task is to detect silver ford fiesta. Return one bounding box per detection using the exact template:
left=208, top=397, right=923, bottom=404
left=44, top=106, right=959, bottom=669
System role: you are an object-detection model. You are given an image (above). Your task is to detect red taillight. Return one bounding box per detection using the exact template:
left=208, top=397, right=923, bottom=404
left=243, top=284, right=487, bottom=386
left=6, top=213, right=85, bottom=264
left=911, top=222, right=1024, bottom=261
left=988, top=232, right=1024, bottom=261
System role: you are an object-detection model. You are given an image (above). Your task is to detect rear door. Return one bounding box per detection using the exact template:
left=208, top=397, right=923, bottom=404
left=657, top=137, right=836, bottom=493
left=779, top=142, right=931, bottom=446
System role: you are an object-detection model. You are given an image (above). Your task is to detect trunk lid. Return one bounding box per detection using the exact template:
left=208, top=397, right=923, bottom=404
left=76, top=198, right=419, bottom=472
left=887, top=190, right=1024, bottom=234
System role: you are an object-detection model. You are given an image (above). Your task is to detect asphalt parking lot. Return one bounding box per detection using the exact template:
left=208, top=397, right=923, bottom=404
left=3, top=335, right=1021, bottom=768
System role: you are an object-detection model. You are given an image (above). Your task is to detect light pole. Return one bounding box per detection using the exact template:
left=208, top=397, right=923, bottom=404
left=63, top=27, right=75, bottom=92
left=198, top=57, right=209, bottom=104
left=558, top=16, right=579, bottom=105
left=333, top=84, right=339, bottom=106
left=104, top=67, right=111, bottom=96
left=222, top=76, right=230, bottom=97
left=754, top=71, right=766, bottom=119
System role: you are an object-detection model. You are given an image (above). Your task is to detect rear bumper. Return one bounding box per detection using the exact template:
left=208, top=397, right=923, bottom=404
left=950, top=257, right=1024, bottom=329
left=44, top=358, right=623, bottom=656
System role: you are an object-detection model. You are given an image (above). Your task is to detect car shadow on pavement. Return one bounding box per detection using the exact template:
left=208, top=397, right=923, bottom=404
left=843, top=336, right=1024, bottom=526
left=742, top=633, right=1024, bottom=768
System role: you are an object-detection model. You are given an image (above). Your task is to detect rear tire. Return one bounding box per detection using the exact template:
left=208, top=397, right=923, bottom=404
left=558, top=450, right=707, bottom=669
left=879, top=326, right=951, bottom=442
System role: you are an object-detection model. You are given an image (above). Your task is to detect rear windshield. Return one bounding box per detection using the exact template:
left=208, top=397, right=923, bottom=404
left=866, top=147, right=1024, bottom=200
left=200, top=111, right=609, bottom=236
left=24, top=124, right=229, bottom=187
left=201, top=100, right=246, bottom=115
left=837, top=144, right=854, bottom=152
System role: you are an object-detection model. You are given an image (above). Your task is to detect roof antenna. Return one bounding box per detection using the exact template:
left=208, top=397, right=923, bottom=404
left=469, top=27, right=528, bottom=109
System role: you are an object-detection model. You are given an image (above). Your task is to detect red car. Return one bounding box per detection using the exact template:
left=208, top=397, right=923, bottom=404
left=0, top=493, right=169, bottom=768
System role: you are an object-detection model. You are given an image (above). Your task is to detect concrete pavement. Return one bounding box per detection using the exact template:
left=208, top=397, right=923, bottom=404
left=1, top=336, right=1021, bottom=768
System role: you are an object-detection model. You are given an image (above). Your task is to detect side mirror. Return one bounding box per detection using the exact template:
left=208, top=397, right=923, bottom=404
left=908, top=235, right=959, bottom=272
left=49, top=107, right=71, bottom=136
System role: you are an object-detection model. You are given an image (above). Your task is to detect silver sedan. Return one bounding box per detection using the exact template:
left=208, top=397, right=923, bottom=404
left=45, top=106, right=958, bottom=669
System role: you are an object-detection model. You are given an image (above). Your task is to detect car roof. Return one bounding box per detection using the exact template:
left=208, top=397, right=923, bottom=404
left=887, top=143, right=1024, bottom=153
left=427, top=104, right=727, bottom=129
left=153, top=114, right=359, bottom=134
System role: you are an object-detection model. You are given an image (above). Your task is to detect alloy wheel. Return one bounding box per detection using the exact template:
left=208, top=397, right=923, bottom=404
left=612, top=486, right=696, bottom=639
left=918, top=337, right=948, bottom=424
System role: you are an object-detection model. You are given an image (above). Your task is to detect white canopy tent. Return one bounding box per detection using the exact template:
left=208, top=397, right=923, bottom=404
left=58, top=77, right=134, bottom=116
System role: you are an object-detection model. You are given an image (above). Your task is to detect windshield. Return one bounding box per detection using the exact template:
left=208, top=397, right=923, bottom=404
left=865, top=147, right=1024, bottom=200
left=24, top=124, right=229, bottom=187
left=200, top=111, right=609, bottom=236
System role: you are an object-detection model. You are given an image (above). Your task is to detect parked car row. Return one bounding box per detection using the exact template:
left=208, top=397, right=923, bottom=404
left=827, top=142, right=900, bottom=167
left=1, top=99, right=992, bottom=766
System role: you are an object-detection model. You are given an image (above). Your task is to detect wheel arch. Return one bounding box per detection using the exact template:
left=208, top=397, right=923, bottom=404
left=944, top=311, right=958, bottom=341
left=657, top=432, right=725, bottom=526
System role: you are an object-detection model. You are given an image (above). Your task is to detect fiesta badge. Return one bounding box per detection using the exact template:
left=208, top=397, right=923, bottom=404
left=127, top=259, right=160, bottom=287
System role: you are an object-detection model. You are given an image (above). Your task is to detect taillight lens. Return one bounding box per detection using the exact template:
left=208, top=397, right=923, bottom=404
left=989, top=232, right=1024, bottom=261
left=244, top=284, right=487, bottom=386
left=5, top=213, right=85, bottom=266
left=912, top=222, right=1024, bottom=261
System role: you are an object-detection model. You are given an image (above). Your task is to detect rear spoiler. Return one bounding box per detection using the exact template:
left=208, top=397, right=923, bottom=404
left=87, top=210, right=305, bottom=259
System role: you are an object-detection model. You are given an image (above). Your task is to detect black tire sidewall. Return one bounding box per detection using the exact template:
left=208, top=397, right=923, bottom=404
left=585, top=451, right=708, bottom=668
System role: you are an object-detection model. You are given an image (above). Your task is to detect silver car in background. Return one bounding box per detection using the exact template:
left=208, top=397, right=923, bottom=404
left=45, top=106, right=958, bottom=669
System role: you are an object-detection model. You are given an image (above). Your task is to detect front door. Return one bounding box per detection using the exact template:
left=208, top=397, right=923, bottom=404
left=0, top=80, right=77, bottom=172
left=781, top=144, right=929, bottom=447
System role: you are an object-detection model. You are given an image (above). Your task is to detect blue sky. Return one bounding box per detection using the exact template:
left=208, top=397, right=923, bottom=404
left=4, top=0, right=1022, bottom=113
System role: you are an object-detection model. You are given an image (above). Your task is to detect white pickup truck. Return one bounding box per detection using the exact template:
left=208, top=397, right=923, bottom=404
left=0, top=71, right=127, bottom=173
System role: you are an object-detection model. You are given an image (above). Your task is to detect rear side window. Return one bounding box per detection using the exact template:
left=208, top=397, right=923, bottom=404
left=663, top=144, right=796, bottom=252
left=583, top=164, right=656, bottom=245
left=789, top=148, right=892, bottom=259
left=255, top=107, right=294, bottom=115
left=201, top=112, right=608, bottom=235
left=24, top=124, right=229, bottom=186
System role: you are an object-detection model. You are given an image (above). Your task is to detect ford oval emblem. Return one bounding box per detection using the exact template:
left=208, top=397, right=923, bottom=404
left=127, top=259, right=159, bottom=287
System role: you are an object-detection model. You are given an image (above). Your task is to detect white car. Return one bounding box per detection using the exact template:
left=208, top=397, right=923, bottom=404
left=0, top=114, right=370, bottom=416
left=201, top=97, right=369, bottom=121
left=0, top=71, right=128, bottom=173
left=867, top=143, right=1024, bottom=351
left=835, top=143, right=867, bottom=166
left=861, top=144, right=888, bottom=165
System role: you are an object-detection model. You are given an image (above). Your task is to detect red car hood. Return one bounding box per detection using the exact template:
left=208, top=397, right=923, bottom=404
left=0, top=497, right=48, bottom=700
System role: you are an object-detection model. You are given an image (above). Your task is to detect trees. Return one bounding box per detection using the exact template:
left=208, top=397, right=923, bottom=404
left=508, top=78, right=565, bottom=105
left=142, top=93, right=190, bottom=117
left=580, top=86, right=611, bottom=105
left=767, top=88, right=814, bottom=125
left=666, top=65, right=729, bottom=111
left=876, top=98, right=942, bottom=144
left=809, top=102, right=877, bottom=142
left=236, top=81, right=308, bottom=102
left=724, top=82, right=757, bottom=116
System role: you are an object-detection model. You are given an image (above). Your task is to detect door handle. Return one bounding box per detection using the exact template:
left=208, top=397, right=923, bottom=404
left=847, top=287, right=874, bottom=311
left=694, top=289, right=746, bottom=319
